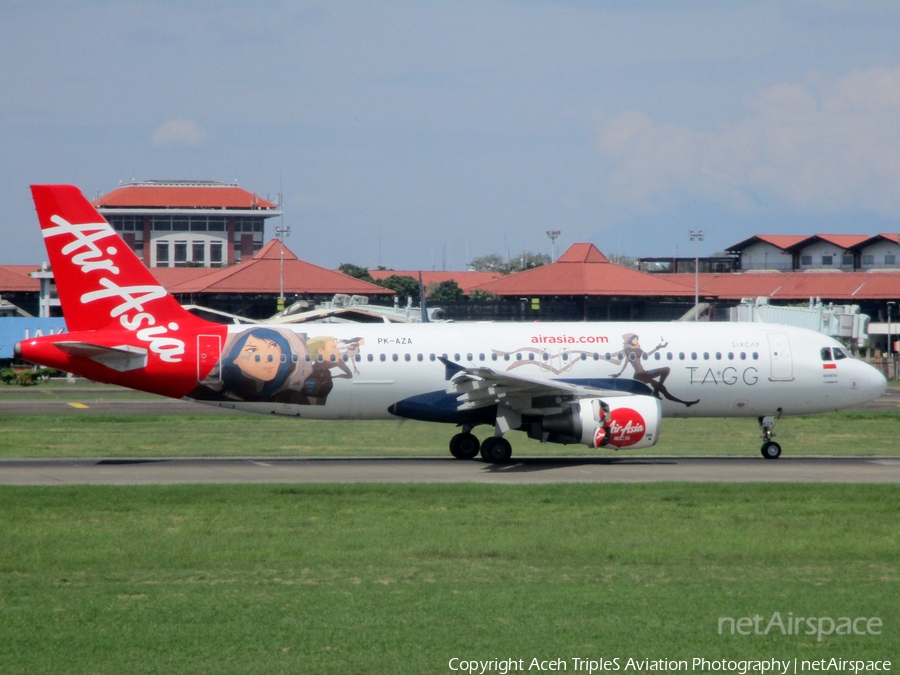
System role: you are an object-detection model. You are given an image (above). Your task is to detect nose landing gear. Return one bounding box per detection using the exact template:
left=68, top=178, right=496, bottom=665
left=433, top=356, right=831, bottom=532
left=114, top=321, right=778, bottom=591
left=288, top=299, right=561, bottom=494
left=758, top=412, right=783, bottom=459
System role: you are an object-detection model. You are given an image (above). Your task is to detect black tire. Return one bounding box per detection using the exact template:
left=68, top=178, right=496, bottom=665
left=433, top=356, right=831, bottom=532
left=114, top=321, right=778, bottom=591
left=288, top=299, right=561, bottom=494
left=480, top=436, right=512, bottom=463
left=449, top=432, right=480, bottom=460
left=761, top=441, right=782, bottom=460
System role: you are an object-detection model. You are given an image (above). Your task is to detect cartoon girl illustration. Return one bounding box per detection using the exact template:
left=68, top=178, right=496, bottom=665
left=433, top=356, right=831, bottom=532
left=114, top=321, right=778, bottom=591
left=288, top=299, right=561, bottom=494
left=192, top=327, right=313, bottom=404
left=610, top=333, right=699, bottom=407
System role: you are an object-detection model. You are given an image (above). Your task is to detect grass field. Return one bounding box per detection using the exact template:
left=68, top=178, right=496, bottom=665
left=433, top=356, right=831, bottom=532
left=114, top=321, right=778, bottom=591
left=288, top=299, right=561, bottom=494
left=0, top=483, right=897, bottom=674
left=1, top=410, right=899, bottom=458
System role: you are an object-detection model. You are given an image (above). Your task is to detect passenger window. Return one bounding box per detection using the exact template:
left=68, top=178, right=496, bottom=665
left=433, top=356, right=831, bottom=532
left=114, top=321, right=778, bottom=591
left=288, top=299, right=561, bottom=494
left=679, top=352, right=685, bottom=360
left=629, top=352, right=637, bottom=361
left=703, top=352, right=709, bottom=360
left=317, top=354, right=324, bottom=363
left=654, top=352, right=660, bottom=360
left=752, top=352, right=759, bottom=360
left=479, top=353, right=485, bottom=361
left=542, top=352, right=549, bottom=361
left=379, top=354, right=386, bottom=362
left=504, top=354, right=511, bottom=361
left=454, top=353, right=461, bottom=361
left=641, top=353, right=648, bottom=360
left=330, top=354, right=336, bottom=363
left=728, top=352, right=734, bottom=360
left=691, top=352, right=697, bottom=360
left=429, top=354, right=436, bottom=361
left=667, top=352, right=673, bottom=360
left=516, top=353, right=522, bottom=361
left=740, top=352, right=746, bottom=360
left=367, top=354, right=374, bottom=362
left=491, top=354, right=498, bottom=361
left=305, top=354, right=312, bottom=363
left=355, top=354, right=361, bottom=362
left=821, top=347, right=833, bottom=361
left=466, top=353, right=473, bottom=361
left=562, top=353, right=569, bottom=361
left=404, top=354, right=411, bottom=362
left=528, top=353, right=535, bottom=360
left=392, top=354, right=399, bottom=362
left=715, top=352, right=721, bottom=360
left=417, top=354, right=423, bottom=362
left=834, top=348, right=848, bottom=360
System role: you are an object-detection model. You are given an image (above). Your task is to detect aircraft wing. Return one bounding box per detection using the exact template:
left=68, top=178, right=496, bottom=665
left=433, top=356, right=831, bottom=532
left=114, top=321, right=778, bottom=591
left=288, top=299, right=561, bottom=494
left=441, top=358, right=633, bottom=415
left=54, top=341, right=149, bottom=372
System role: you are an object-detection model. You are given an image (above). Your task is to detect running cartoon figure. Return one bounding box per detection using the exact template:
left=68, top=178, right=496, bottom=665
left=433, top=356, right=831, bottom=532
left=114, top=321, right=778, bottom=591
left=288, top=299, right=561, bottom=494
left=610, top=333, right=698, bottom=407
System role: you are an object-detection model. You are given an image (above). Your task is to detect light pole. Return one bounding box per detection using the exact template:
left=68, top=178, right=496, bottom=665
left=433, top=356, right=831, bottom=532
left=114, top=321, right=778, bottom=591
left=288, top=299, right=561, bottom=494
left=275, top=224, right=290, bottom=312
left=888, top=301, right=896, bottom=380
left=689, top=230, right=705, bottom=320
left=546, top=230, right=561, bottom=262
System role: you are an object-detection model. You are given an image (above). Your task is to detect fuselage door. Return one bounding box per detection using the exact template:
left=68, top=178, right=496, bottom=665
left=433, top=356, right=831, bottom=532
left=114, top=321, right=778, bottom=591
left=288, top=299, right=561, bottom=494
left=767, top=332, right=794, bottom=382
left=197, top=334, right=222, bottom=383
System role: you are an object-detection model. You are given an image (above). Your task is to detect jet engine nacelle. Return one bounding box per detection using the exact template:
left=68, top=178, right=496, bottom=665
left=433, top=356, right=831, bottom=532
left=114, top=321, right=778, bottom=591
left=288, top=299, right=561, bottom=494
left=542, top=396, right=661, bottom=449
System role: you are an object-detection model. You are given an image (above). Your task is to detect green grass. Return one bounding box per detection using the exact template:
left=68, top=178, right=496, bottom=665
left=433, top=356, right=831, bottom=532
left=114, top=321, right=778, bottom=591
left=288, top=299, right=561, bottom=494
left=0, top=484, right=897, bottom=674
left=1, top=411, right=898, bottom=458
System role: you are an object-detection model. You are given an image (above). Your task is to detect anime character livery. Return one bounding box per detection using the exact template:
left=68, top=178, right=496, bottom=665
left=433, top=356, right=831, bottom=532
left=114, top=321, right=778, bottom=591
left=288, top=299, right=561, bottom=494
left=190, top=328, right=362, bottom=406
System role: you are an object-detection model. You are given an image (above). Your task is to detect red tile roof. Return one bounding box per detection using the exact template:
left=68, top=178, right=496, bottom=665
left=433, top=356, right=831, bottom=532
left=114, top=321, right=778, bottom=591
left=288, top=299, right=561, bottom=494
left=852, top=233, right=900, bottom=249
left=471, top=243, right=699, bottom=297
left=368, top=269, right=503, bottom=291
left=785, top=234, right=868, bottom=251
left=727, top=235, right=808, bottom=252
left=662, top=271, right=900, bottom=301
left=0, top=265, right=40, bottom=292
left=164, top=240, right=390, bottom=296
left=93, top=182, right=277, bottom=209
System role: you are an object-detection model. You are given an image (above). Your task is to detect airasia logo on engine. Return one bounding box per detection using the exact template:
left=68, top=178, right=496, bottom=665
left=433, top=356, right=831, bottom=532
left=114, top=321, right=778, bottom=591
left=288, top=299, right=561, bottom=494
left=608, top=408, right=646, bottom=446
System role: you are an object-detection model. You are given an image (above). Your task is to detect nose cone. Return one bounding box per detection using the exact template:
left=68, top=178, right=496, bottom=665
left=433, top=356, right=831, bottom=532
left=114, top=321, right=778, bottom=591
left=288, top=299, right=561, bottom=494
left=856, top=360, right=887, bottom=403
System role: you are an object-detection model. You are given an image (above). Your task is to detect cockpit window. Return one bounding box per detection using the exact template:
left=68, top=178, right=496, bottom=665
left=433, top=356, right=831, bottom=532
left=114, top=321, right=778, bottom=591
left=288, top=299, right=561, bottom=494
left=833, top=347, right=848, bottom=360
left=821, top=347, right=832, bottom=361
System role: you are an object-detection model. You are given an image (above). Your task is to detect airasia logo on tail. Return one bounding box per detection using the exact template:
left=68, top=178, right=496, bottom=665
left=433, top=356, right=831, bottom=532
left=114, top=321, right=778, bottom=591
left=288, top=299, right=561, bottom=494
left=43, top=214, right=186, bottom=363
left=608, top=408, right=646, bottom=446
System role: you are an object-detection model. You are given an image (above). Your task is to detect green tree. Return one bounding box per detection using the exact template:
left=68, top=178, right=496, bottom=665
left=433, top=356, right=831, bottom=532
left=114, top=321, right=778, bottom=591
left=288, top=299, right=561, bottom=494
left=377, top=274, right=421, bottom=301
left=469, top=251, right=551, bottom=274
left=339, top=263, right=374, bottom=283
left=427, top=279, right=464, bottom=303
left=468, top=288, right=500, bottom=303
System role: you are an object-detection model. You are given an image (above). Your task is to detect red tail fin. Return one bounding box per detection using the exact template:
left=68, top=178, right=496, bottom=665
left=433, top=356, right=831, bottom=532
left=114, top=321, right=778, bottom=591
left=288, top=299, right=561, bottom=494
left=30, top=184, right=198, bottom=334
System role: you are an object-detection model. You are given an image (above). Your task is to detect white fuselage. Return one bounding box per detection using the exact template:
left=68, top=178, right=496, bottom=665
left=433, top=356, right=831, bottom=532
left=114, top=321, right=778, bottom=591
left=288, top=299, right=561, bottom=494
left=196, top=321, right=887, bottom=422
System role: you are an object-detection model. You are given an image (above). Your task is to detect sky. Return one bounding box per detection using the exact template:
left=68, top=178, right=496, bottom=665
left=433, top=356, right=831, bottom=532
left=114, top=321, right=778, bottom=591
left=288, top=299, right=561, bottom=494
left=2, top=1, right=900, bottom=270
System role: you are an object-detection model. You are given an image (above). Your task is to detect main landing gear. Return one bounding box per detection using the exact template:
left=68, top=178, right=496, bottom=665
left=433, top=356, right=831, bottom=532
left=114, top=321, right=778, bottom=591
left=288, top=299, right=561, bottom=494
left=448, top=426, right=512, bottom=463
left=758, top=412, right=782, bottom=460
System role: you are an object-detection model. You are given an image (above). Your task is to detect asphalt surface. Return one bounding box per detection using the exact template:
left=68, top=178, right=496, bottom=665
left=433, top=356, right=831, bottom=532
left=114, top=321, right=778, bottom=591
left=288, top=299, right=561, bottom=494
left=1, top=456, right=899, bottom=485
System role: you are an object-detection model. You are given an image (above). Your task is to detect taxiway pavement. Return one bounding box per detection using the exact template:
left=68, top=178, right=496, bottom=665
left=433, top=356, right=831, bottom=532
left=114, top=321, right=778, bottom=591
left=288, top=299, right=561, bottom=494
left=1, top=456, right=899, bottom=485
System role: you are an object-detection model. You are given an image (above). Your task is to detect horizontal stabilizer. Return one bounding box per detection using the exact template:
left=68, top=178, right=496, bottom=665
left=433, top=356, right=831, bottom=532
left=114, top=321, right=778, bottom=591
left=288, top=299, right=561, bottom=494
left=55, top=341, right=148, bottom=372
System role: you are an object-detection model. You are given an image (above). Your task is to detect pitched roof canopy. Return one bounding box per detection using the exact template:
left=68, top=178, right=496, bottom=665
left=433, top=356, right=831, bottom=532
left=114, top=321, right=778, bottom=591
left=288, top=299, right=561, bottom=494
left=158, top=240, right=390, bottom=296
left=472, top=243, right=698, bottom=297
left=93, top=180, right=277, bottom=210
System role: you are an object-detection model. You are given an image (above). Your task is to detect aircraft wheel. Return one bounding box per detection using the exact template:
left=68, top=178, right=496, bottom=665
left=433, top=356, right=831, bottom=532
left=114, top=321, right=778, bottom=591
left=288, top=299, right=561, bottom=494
left=480, top=437, right=512, bottom=463
left=761, top=441, right=782, bottom=460
left=449, top=432, right=480, bottom=460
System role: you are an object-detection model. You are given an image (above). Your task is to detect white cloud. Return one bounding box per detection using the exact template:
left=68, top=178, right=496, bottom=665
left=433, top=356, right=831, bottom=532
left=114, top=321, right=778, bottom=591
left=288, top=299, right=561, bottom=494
left=597, top=67, right=900, bottom=216
left=152, top=119, right=209, bottom=147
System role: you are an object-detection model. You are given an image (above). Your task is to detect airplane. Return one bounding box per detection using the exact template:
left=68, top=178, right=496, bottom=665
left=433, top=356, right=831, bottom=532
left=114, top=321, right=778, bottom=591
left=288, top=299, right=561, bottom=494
left=15, top=185, right=888, bottom=461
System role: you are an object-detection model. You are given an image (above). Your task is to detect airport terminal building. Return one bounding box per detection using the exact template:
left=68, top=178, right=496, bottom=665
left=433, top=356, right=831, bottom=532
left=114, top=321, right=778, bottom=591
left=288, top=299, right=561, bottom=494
left=92, top=180, right=282, bottom=268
